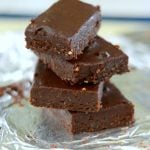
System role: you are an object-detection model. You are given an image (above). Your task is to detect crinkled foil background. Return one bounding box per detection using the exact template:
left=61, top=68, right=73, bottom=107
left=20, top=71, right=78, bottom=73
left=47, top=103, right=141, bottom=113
left=0, top=32, right=150, bottom=150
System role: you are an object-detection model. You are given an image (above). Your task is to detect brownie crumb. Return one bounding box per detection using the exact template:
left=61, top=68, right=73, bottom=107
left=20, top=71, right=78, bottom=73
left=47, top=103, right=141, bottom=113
left=84, top=80, right=89, bottom=84
left=115, top=45, right=120, bottom=49
left=96, top=68, right=100, bottom=74
left=82, top=87, right=87, bottom=91
left=0, top=80, right=31, bottom=105
left=74, top=66, right=80, bottom=72
left=68, top=51, right=73, bottom=55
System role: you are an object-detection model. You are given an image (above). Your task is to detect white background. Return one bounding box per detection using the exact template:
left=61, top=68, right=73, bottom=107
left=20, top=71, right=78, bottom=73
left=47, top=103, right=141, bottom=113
left=0, top=0, right=150, bottom=18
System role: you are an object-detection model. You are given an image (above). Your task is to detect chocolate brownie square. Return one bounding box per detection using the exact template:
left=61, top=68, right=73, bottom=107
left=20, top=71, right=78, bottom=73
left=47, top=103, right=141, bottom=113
left=30, top=62, right=104, bottom=112
left=43, top=83, right=134, bottom=134
left=25, top=0, right=101, bottom=60
left=35, top=36, right=129, bottom=85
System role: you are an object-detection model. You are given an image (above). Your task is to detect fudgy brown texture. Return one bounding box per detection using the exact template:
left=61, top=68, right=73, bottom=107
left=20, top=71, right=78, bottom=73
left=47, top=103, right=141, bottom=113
left=35, top=36, right=129, bottom=85
left=43, top=83, right=134, bottom=134
left=25, top=0, right=101, bottom=60
left=30, top=61, right=104, bottom=112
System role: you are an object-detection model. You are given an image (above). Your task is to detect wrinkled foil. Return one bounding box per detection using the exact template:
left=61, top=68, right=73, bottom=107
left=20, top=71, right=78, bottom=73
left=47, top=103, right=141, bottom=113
left=0, top=32, right=150, bottom=150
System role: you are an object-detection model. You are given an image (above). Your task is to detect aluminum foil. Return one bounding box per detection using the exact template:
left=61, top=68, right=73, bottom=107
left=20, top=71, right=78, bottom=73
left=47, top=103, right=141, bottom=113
left=0, top=32, right=150, bottom=150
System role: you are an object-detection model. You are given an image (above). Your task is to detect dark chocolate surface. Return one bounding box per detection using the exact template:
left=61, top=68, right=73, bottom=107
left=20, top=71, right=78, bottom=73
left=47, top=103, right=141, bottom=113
left=34, top=0, right=99, bottom=37
left=30, top=61, right=104, bottom=112
left=35, top=36, right=129, bottom=84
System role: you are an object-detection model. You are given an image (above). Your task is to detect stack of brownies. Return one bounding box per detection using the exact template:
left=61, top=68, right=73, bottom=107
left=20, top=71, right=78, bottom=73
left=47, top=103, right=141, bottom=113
left=25, top=0, right=134, bottom=134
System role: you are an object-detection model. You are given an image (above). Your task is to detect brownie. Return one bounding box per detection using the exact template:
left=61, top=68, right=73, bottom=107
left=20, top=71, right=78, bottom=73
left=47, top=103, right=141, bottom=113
left=25, top=0, right=101, bottom=60
left=43, top=83, right=134, bottom=134
left=35, top=36, right=129, bottom=85
left=30, top=62, right=104, bottom=112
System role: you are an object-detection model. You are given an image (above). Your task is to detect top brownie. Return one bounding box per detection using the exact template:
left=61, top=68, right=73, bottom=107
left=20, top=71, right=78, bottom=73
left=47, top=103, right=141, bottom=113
left=25, top=0, right=101, bottom=60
